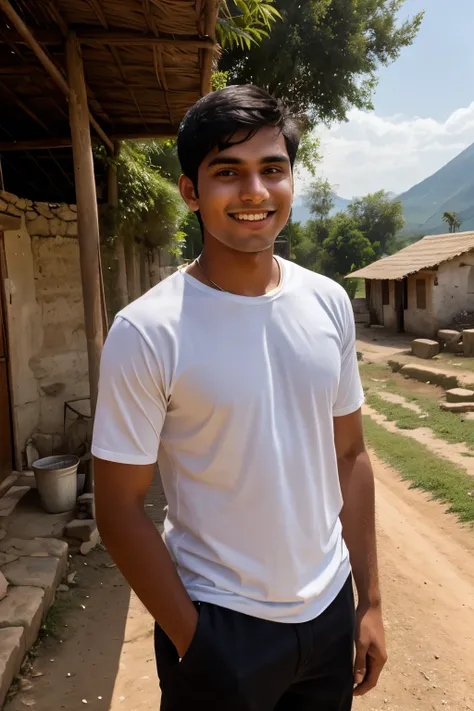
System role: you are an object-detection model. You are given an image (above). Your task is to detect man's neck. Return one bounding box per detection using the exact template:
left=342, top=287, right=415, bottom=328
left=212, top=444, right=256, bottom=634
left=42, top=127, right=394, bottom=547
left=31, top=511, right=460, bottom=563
left=188, top=241, right=280, bottom=297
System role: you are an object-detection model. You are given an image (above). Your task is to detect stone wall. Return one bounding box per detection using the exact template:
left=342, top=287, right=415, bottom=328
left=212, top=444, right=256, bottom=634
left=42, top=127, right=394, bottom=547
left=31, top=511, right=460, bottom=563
left=0, top=191, right=86, bottom=465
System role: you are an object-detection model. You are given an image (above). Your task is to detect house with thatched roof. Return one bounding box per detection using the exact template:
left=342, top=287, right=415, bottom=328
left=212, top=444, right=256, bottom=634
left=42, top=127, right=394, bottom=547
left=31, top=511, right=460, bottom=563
left=0, top=0, right=217, bottom=479
left=348, top=231, right=474, bottom=338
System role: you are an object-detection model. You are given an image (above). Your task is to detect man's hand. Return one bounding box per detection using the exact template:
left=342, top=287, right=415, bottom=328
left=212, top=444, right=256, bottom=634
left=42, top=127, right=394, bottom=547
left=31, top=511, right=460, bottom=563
left=174, top=607, right=199, bottom=660
left=353, top=604, right=387, bottom=696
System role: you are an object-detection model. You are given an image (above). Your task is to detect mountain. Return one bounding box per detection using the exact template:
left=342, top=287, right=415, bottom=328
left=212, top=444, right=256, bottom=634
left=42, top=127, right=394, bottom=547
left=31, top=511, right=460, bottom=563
left=291, top=194, right=351, bottom=224
left=398, top=141, right=474, bottom=236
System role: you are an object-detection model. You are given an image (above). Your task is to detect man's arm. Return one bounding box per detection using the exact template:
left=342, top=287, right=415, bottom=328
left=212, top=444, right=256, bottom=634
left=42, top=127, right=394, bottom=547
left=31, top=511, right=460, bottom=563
left=334, top=408, right=387, bottom=696
left=94, top=458, right=198, bottom=658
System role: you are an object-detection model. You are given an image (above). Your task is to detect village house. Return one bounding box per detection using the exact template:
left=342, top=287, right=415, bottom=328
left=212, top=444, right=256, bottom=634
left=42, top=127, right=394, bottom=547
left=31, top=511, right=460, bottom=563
left=349, top=231, right=474, bottom=338
left=0, top=0, right=218, bottom=481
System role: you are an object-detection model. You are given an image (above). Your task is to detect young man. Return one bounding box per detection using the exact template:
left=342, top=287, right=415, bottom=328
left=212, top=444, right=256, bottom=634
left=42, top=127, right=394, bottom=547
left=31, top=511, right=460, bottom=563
left=92, top=84, right=387, bottom=710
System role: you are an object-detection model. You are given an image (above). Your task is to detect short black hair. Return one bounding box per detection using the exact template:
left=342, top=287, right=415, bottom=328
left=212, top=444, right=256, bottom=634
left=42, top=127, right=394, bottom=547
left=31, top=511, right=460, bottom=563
left=177, top=84, right=301, bottom=189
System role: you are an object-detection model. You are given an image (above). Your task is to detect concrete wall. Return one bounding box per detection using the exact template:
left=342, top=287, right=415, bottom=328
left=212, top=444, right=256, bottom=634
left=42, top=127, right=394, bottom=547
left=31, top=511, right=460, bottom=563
left=0, top=191, right=86, bottom=464
left=432, top=253, right=474, bottom=329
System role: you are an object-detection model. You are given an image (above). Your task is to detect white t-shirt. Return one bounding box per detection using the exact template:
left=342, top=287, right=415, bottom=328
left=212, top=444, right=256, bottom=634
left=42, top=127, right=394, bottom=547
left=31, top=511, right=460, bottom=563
left=92, top=258, right=364, bottom=623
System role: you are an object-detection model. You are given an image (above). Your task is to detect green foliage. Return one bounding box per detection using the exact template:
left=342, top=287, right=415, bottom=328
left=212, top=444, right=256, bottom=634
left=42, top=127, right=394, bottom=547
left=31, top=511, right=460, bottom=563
left=96, top=142, right=186, bottom=255
left=212, top=70, right=230, bottom=91
left=321, top=212, right=376, bottom=282
left=442, top=211, right=462, bottom=234
left=295, top=132, right=321, bottom=176
left=348, top=190, right=404, bottom=256
left=303, top=177, right=334, bottom=220
left=217, top=0, right=282, bottom=50
left=220, top=0, right=423, bottom=125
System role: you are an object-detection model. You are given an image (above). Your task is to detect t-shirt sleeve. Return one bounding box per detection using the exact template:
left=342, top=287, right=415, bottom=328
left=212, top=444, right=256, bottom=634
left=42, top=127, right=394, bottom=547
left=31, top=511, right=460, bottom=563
left=332, top=291, right=365, bottom=418
left=91, top=316, right=168, bottom=465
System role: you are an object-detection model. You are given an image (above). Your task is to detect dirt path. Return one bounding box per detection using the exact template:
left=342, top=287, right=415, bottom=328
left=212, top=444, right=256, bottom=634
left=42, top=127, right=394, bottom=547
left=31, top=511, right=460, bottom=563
left=363, top=403, right=474, bottom=477
left=6, top=462, right=474, bottom=711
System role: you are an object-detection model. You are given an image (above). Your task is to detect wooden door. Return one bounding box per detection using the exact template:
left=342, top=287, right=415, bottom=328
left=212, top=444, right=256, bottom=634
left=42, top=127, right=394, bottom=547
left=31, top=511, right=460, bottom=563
left=0, top=234, right=13, bottom=481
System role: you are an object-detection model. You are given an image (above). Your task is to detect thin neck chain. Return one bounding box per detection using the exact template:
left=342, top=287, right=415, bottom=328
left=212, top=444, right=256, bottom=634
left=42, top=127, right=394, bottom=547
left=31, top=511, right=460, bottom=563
left=194, top=255, right=282, bottom=295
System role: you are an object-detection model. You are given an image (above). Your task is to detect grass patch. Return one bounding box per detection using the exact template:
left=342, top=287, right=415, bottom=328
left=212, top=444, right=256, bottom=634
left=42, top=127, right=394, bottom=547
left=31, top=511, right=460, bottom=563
left=364, top=383, right=474, bottom=452
left=364, top=415, right=474, bottom=523
left=38, top=593, right=75, bottom=643
left=436, top=352, right=474, bottom=374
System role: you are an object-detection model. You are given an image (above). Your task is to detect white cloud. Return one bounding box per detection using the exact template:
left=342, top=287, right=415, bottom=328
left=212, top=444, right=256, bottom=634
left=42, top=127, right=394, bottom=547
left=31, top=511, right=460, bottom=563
left=295, top=102, right=474, bottom=199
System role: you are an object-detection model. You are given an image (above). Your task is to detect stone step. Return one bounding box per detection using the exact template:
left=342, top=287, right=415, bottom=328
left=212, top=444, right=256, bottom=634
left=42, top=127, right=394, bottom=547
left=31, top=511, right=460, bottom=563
left=0, top=488, right=30, bottom=521
left=441, top=401, right=474, bottom=413
left=0, top=627, right=25, bottom=709
left=0, top=537, right=68, bottom=705
left=445, top=387, right=474, bottom=403
left=411, top=338, right=440, bottom=359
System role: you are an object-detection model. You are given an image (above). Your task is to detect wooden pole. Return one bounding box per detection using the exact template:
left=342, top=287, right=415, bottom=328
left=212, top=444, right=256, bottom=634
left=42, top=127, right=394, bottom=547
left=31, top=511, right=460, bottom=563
left=107, top=142, right=128, bottom=310
left=0, top=0, right=113, bottom=152
left=66, top=32, right=104, bottom=415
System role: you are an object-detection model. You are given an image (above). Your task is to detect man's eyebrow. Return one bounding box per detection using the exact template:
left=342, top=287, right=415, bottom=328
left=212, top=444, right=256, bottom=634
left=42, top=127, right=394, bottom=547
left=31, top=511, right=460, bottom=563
left=207, top=154, right=290, bottom=168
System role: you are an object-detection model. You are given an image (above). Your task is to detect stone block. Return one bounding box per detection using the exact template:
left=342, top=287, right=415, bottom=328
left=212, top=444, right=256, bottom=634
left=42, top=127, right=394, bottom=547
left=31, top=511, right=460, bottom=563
left=0, top=587, right=45, bottom=649
left=15, top=198, right=27, bottom=211
left=34, top=202, right=55, bottom=219
left=411, top=338, right=440, bottom=359
left=441, top=401, right=474, bottom=413
left=65, top=519, right=97, bottom=543
left=463, top=329, right=474, bottom=357
left=0, top=199, right=7, bottom=212
left=26, top=214, right=50, bottom=235
left=80, top=528, right=100, bottom=556
left=0, top=487, right=30, bottom=518
left=438, top=329, right=462, bottom=344
left=0, top=573, right=8, bottom=602
left=66, top=221, right=78, bottom=236
left=0, top=627, right=26, bottom=709
left=52, top=205, right=76, bottom=222
left=445, top=388, right=474, bottom=403
left=0, top=191, right=17, bottom=205
left=0, top=537, right=68, bottom=566
left=49, top=217, right=67, bottom=236
left=399, top=364, right=459, bottom=390
left=1, top=556, right=63, bottom=610
left=7, top=509, right=74, bottom=540
left=77, top=493, right=95, bottom=519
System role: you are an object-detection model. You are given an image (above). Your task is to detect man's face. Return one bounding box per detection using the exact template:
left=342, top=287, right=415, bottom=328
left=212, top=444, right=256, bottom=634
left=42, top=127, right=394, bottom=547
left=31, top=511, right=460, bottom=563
left=179, top=127, right=294, bottom=253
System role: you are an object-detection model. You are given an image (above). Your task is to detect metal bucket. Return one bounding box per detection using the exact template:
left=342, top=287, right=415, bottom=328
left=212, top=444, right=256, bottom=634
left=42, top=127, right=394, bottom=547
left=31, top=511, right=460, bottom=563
left=32, top=455, right=79, bottom=514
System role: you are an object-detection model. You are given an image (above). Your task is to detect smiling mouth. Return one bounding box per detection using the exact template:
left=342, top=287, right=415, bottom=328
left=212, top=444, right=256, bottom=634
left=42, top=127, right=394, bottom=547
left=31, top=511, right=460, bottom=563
left=228, top=211, right=276, bottom=222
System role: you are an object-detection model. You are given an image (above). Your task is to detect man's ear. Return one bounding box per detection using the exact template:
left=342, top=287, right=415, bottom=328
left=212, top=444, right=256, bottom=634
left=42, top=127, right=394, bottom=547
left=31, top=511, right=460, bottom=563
left=179, top=175, right=199, bottom=212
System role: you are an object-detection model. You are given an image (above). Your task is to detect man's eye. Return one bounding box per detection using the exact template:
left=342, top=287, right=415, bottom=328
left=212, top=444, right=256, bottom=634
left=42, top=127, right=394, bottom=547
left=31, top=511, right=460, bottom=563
left=264, top=167, right=282, bottom=174
left=216, top=170, right=236, bottom=177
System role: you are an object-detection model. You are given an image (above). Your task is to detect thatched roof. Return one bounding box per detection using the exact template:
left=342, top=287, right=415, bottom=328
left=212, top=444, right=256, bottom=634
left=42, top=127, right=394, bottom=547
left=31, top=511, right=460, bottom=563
left=0, top=0, right=218, bottom=201
left=349, top=231, right=474, bottom=280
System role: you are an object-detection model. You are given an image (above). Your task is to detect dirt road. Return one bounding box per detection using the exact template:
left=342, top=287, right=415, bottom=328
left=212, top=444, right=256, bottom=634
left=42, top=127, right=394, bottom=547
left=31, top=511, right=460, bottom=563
left=6, top=460, right=474, bottom=711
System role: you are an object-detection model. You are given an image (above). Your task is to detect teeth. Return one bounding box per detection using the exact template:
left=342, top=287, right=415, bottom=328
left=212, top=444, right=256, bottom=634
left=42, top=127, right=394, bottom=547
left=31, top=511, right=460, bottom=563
left=233, top=212, right=268, bottom=221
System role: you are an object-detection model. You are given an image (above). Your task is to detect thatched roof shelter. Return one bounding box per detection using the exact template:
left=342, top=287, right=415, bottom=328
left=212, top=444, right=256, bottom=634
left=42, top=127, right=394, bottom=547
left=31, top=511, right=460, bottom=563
left=0, top=0, right=218, bottom=414
left=0, top=0, right=218, bottom=200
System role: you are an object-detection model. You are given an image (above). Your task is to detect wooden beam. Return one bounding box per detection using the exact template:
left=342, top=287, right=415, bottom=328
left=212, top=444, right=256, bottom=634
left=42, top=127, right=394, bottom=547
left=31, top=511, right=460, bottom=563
left=85, top=0, right=109, bottom=30
left=201, top=0, right=219, bottom=95
left=77, top=29, right=216, bottom=50
left=66, top=32, right=104, bottom=415
left=0, top=28, right=63, bottom=45
left=0, top=0, right=113, bottom=152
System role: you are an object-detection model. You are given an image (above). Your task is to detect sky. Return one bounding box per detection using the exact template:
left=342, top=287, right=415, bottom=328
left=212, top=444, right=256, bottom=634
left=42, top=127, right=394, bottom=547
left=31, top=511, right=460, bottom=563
left=295, top=0, right=474, bottom=199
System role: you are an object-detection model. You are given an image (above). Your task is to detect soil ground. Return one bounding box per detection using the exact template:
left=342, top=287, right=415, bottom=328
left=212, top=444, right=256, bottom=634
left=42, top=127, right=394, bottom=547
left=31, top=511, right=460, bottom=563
left=5, top=458, right=474, bottom=711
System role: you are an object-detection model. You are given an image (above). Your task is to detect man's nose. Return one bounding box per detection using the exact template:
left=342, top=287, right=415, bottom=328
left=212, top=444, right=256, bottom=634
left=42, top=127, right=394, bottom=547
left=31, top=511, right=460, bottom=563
left=239, top=174, right=270, bottom=203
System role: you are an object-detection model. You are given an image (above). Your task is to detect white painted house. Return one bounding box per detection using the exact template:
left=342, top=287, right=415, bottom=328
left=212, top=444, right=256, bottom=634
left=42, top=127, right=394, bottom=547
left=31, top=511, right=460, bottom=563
left=349, top=231, right=474, bottom=337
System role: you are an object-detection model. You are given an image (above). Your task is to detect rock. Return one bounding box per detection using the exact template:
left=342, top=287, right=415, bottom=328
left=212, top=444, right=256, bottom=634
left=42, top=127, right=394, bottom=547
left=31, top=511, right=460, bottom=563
left=0, top=537, right=68, bottom=565
left=0, top=554, right=18, bottom=567
left=57, top=584, right=69, bottom=592
left=0, top=199, right=7, bottom=212
left=25, top=443, right=39, bottom=470
left=65, top=520, right=97, bottom=543
left=411, top=338, right=440, bottom=359
left=15, top=199, right=27, bottom=211
left=6, top=204, right=21, bottom=217
left=26, top=215, right=50, bottom=236
left=0, top=487, right=30, bottom=518
left=0, top=587, right=45, bottom=649
left=49, top=217, right=67, bottom=236
left=25, top=210, right=37, bottom=222
left=438, top=329, right=464, bottom=353
left=441, top=401, right=474, bottom=413
left=52, top=206, right=76, bottom=222
left=0, top=191, right=18, bottom=205
left=1, top=557, right=64, bottom=610
left=34, top=203, right=55, bottom=219
left=398, top=364, right=459, bottom=390
left=80, top=529, right=100, bottom=556
left=76, top=494, right=94, bottom=519
left=0, top=627, right=26, bottom=708
left=66, top=221, right=78, bottom=236
left=463, top=329, right=474, bottom=357
left=445, top=388, right=474, bottom=403
left=0, top=573, right=8, bottom=602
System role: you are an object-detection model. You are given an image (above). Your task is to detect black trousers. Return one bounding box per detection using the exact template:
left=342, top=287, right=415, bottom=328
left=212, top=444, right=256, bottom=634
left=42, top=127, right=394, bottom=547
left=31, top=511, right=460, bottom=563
left=154, top=576, right=355, bottom=711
